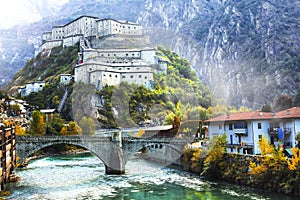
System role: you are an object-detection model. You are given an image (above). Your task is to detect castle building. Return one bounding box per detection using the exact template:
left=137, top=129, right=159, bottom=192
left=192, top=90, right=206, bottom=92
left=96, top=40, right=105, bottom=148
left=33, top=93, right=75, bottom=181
left=38, top=15, right=166, bottom=90
left=38, top=16, right=142, bottom=53
left=75, top=46, right=156, bottom=89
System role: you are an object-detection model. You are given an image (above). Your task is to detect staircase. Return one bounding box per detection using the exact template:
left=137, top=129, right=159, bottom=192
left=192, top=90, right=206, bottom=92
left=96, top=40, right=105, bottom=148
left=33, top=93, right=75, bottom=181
left=58, top=88, right=68, bottom=113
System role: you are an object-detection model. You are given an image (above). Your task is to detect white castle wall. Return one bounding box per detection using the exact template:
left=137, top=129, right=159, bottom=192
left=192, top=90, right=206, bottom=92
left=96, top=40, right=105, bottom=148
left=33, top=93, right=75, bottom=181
left=64, top=16, right=98, bottom=38
left=63, top=35, right=83, bottom=47
left=82, top=48, right=156, bottom=65
left=36, top=40, right=63, bottom=56
left=39, top=16, right=142, bottom=53
left=75, top=62, right=154, bottom=89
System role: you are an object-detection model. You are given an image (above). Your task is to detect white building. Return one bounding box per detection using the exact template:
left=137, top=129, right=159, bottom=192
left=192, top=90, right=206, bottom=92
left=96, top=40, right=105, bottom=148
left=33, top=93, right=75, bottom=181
left=38, top=16, right=142, bottom=53
left=60, top=74, right=73, bottom=85
left=19, top=81, right=46, bottom=97
left=206, top=108, right=300, bottom=155
left=75, top=47, right=156, bottom=89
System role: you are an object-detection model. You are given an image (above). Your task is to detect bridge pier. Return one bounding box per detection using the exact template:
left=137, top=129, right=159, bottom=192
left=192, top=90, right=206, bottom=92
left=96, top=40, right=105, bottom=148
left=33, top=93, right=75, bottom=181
left=105, top=148, right=125, bottom=175
left=105, top=133, right=125, bottom=175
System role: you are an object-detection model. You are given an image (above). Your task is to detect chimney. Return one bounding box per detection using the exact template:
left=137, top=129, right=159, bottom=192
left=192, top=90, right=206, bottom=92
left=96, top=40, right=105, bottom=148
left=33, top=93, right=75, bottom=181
left=259, top=112, right=262, bottom=117
left=287, top=109, right=290, bottom=115
left=226, top=114, right=230, bottom=119
left=272, top=112, right=275, bottom=117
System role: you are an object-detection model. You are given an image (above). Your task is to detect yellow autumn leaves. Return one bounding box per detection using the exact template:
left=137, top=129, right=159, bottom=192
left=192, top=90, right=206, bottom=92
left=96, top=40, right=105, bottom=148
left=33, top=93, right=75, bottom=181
left=249, top=135, right=300, bottom=175
left=287, top=148, right=300, bottom=171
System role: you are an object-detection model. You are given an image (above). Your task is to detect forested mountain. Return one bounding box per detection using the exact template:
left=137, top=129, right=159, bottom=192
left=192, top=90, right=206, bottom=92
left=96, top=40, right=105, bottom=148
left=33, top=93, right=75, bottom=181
left=1, top=0, right=299, bottom=109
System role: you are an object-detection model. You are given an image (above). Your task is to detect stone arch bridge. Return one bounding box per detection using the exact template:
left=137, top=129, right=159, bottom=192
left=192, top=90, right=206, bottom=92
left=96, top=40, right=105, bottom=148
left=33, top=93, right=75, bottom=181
left=16, top=133, right=190, bottom=174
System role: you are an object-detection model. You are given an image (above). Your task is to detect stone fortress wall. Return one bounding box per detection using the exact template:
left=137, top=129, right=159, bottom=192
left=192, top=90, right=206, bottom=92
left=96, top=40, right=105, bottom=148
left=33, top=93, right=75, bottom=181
left=37, top=15, right=167, bottom=90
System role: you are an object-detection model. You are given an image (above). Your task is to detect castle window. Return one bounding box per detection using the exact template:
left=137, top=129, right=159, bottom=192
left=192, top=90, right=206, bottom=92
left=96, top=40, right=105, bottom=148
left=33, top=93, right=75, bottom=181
left=132, top=53, right=135, bottom=56
left=114, top=54, right=116, bottom=56
left=122, top=75, right=125, bottom=78
left=118, top=68, right=122, bottom=70
left=126, top=54, right=128, bottom=56
left=139, top=75, right=142, bottom=78
left=127, top=68, right=130, bottom=70
left=108, top=54, right=110, bottom=56
left=115, top=75, right=118, bottom=78
left=109, top=74, right=112, bottom=77
left=130, top=75, right=133, bottom=78
left=145, top=76, right=147, bottom=79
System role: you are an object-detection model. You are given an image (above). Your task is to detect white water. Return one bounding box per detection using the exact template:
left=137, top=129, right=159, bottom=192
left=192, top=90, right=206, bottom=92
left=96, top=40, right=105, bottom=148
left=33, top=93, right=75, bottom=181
left=5, top=153, right=294, bottom=200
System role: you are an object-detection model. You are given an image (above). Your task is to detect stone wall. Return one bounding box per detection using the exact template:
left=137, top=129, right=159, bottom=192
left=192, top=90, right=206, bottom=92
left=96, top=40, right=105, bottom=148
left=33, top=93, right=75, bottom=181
left=0, top=126, right=16, bottom=191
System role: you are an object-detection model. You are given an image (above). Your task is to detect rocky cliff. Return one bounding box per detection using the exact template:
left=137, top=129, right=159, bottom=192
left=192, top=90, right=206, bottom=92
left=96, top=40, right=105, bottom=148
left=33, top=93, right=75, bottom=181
left=139, top=0, right=300, bottom=109
left=1, top=0, right=299, bottom=109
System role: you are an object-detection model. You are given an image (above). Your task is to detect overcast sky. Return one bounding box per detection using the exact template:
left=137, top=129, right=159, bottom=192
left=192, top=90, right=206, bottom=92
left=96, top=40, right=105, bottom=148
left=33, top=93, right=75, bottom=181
left=0, top=0, right=69, bottom=29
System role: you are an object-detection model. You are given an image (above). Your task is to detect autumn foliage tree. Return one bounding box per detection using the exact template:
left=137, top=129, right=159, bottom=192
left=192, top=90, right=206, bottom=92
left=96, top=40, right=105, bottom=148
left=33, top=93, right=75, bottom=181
left=201, top=133, right=227, bottom=179
left=79, top=116, right=95, bottom=135
left=248, top=135, right=300, bottom=194
left=60, top=121, right=82, bottom=135
left=182, top=148, right=204, bottom=173
left=30, top=110, right=45, bottom=135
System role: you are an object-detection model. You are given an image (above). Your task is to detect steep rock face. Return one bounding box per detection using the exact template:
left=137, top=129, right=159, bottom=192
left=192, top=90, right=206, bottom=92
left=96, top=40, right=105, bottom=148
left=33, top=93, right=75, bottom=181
left=1, top=0, right=300, bottom=109
left=138, top=0, right=300, bottom=108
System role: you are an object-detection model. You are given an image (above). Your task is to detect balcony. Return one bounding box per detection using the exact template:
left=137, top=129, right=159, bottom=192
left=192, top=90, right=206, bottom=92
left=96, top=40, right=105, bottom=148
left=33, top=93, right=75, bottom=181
left=268, top=128, right=291, bottom=135
left=226, top=143, right=254, bottom=149
left=233, top=128, right=248, bottom=135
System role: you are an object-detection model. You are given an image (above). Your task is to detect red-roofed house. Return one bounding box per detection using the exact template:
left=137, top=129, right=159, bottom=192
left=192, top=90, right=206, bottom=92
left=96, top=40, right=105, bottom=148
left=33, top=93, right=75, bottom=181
left=205, top=107, right=300, bottom=155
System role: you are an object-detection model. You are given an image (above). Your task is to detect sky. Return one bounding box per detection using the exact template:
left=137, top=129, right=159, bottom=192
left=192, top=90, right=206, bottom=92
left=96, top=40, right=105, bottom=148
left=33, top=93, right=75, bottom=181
left=0, top=0, right=69, bottom=29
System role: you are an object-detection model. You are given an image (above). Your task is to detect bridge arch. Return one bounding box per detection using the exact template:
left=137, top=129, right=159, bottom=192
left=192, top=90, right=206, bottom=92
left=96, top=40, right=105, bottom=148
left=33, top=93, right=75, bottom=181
left=16, top=135, right=125, bottom=174
left=19, top=142, right=106, bottom=167
left=130, top=142, right=183, bottom=155
left=122, top=139, right=186, bottom=165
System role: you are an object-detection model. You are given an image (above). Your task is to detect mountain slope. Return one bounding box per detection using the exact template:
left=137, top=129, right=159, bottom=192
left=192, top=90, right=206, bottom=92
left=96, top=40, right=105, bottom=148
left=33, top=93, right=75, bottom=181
left=1, top=0, right=300, bottom=109
left=138, top=0, right=300, bottom=108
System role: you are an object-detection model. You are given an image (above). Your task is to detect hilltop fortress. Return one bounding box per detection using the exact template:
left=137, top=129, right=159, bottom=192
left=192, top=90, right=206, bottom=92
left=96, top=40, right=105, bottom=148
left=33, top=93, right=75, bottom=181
left=38, top=15, right=166, bottom=90
left=39, top=16, right=142, bottom=51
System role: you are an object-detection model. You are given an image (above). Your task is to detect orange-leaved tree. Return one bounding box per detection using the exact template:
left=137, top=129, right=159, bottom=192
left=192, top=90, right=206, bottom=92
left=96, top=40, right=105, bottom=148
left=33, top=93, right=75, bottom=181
left=248, top=135, right=288, bottom=191
left=201, top=133, right=227, bottom=179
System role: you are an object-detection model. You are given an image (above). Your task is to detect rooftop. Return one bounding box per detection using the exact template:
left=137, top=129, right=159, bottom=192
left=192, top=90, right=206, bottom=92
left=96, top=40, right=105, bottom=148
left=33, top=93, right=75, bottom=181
left=206, top=107, right=300, bottom=122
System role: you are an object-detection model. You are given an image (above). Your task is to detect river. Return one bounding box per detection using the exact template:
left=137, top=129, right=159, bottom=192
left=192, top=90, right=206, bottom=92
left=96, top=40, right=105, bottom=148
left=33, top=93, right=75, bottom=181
left=5, top=152, right=296, bottom=200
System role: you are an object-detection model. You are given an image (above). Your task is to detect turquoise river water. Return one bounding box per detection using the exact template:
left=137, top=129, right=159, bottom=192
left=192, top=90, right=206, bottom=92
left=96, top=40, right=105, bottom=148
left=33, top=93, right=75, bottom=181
left=4, top=152, right=297, bottom=200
